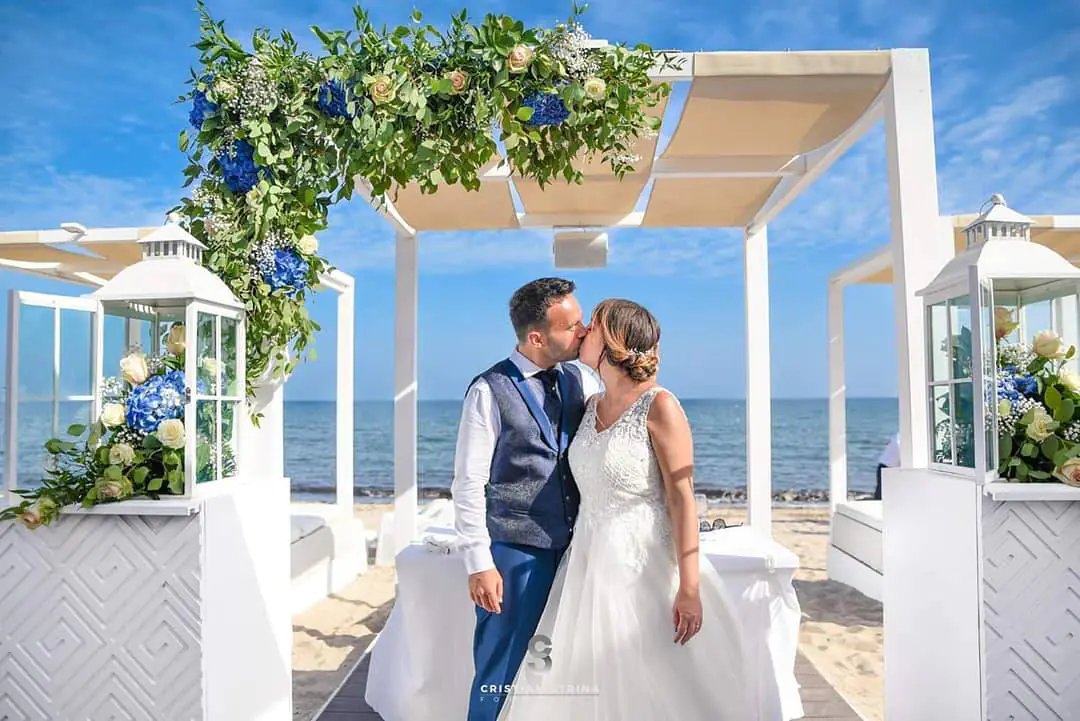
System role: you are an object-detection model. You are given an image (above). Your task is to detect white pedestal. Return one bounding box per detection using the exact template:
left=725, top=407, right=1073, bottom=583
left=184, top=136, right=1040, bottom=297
left=0, top=480, right=292, bottom=721
left=1, top=375, right=292, bottom=720
left=883, top=469, right=1080, bottom=720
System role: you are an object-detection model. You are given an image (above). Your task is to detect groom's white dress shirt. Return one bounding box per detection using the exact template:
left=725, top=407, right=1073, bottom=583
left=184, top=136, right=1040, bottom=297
left=451, top=350, right=602, bottom=575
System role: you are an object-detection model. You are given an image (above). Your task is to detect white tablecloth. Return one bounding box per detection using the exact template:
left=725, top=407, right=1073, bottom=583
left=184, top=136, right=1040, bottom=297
left=366, top=523, right=804, bottom=721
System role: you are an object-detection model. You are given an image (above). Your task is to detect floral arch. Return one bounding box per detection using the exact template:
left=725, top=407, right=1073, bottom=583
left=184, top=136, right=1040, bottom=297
left=175, top=1, right=675, bottom=395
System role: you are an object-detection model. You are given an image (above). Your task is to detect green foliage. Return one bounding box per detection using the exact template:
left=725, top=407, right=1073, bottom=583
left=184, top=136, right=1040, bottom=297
left=174, top=1, right=677, bottom=403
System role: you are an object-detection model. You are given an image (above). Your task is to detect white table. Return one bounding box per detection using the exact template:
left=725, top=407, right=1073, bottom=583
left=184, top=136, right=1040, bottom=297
left=367, top=523, right=804, bottom=721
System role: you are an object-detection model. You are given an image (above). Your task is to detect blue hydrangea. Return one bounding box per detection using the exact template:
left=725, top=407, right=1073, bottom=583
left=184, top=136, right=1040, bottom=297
left=125, top=371, right=186, bottom=434
left=217, top=140, right=262, bottom=194
left=1015, top=374, right=1038, bottom=397
left=264, top=248, right=309, bottom=296
left=317, top=80, right=351, bottom=118
left=522, top=92, right=570, bottom=127
left=189, top=89, right=218, bottom=130
left=997, top=376, right=1021, bottom=403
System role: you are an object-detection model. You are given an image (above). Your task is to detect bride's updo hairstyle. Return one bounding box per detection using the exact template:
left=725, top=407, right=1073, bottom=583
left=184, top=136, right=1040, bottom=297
left=592, top=299, right=661, bottom=382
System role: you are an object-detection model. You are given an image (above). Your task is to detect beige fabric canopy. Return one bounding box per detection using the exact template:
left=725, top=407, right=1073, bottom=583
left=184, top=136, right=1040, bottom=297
left=0, top=227, right=156, bottom=285
left=371, top=50, right=892, bottom=233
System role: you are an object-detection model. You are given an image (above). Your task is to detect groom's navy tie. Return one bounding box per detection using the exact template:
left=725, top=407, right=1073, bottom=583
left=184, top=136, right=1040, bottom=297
left=536, top=368, right=562, bottom=436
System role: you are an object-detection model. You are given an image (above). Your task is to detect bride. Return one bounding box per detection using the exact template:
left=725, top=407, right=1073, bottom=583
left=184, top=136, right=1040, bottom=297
left=498, top=299, right=752, bottom=720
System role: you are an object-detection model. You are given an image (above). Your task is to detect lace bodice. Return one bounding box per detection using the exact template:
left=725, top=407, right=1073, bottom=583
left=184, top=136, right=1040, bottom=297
left=568, top=386, right=676, bottom=573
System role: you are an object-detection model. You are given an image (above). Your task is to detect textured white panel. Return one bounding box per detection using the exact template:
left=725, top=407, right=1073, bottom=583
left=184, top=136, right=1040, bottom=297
left=983, top=498, right=1080, bottom=720
left=0, top=514, right=203, bottom=720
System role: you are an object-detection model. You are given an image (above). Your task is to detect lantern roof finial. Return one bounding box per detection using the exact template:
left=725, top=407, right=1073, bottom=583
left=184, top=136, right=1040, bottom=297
left=963, top=193, right=1034, bottom=236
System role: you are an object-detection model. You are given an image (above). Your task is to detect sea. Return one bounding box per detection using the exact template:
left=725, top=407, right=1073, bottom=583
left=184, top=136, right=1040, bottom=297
left=2, top=398, right=897, bottom=503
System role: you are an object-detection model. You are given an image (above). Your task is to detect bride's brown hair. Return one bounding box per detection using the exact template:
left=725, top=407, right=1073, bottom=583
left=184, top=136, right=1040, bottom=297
left=591, top=299, right=661, bottom=382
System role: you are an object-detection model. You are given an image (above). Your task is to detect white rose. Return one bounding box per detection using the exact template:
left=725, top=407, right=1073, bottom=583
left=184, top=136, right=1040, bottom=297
left=120, top=352, right=149, bottom=385
left=156, top=418, right=186, bottom=449
left=98, top=479, right=125, bottom=499
left=1062, top=370, right=1080, bottom=394
left=998, top=398, right=1012, bottom=417
left=446, top=69, right=468, bottom=95
left=18, top=506, right=43, bottom=529
left=583, top=77, right=607, bottom=101
left=19, top=497, right=57, bottom=529
left=201, top=357, right=221, bottom=377
left=994, top=307, right=1018, bottom=339
left=166, top=325, right=186, bottom=355
left=297, top=234, right=319, bottom=255
left=1026, top=406, right=1057, bottom=442
left=507, top=45, right=534, bottom=74
left=109, top=443, right=136, bottom=466
left=1053, top=456, right=1080, bottom=487
left=213, top=79, right=236, bottom=101
left=1033, top=330, right=1065, bottom=359
left=101, top=403, right=126, bottom=428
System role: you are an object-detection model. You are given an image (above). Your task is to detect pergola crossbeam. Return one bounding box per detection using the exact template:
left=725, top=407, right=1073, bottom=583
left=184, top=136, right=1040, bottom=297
left=354, top=177, right=418, bottom=239
left=515, top=211, right=643, bottom=230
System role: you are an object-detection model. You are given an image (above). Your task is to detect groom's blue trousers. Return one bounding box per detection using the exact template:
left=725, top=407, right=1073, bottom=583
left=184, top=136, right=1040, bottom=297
left=467, top=541, right=564, bottom=721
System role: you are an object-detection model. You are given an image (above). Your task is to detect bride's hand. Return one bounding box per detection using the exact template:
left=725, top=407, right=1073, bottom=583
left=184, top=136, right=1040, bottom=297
left=672, top=586, right=702, bottom=645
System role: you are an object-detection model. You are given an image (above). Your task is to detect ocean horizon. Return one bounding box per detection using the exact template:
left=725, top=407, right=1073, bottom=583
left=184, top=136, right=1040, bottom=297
left=2, top=398, right=898, bottom=503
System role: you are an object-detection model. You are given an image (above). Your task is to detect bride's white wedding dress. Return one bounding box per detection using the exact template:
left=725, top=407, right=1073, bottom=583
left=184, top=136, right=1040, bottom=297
left=498, top=387, right=753, bottom=721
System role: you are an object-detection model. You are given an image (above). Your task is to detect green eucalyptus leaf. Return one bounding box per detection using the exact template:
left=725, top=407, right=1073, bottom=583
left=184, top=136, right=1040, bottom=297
left=1042, top=436, right=1061, bottom=460
left=1046, top=385, right=1063, bottom=414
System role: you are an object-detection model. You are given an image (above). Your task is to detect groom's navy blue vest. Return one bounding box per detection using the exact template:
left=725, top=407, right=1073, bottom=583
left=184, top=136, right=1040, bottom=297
left=473, top=359, right=586, bottom=550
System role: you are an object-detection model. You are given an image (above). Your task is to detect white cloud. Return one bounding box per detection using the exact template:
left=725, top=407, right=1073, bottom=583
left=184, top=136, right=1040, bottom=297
left=940, top=76, right=1068, bottom=148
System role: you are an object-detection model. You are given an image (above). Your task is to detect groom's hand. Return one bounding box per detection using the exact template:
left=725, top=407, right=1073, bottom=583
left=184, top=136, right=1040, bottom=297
left=469, top=569, right=503, bottom=614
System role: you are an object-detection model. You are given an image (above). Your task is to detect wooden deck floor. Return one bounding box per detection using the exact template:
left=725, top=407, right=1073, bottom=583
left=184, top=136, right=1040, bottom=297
left=314, top=649, right=862, bottom=720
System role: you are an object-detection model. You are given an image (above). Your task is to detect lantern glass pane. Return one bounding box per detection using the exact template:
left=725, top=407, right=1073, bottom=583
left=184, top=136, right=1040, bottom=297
left=222, top=400, right=239, bottom=479
left=949, top=296, right=972, bottom=381
left=929, top=302, right=950, bottom=382
left=955, top=380, right=975, bottom=468
left=222, top=317, right=240, bottom=398
left=931, top=384, right=953, bottom=465
left=196, top=399, right=218, bottom=483
left=196, top=312, right=218, bottom=397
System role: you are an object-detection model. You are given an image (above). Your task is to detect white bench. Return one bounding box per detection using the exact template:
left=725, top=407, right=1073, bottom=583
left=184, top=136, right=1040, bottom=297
left=827, top=500, right=883, bottom=601
left=291, top=502, right=369, bottom=613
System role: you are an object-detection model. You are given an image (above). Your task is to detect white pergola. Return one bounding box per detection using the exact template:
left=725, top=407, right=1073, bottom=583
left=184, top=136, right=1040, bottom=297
left=828, top=212, right=1080, bottom=507
left=0, top=225, right=357, bottom=515
left=353, top=48, right=950, bottom=557
left=1, top=49, right=950, bottom=562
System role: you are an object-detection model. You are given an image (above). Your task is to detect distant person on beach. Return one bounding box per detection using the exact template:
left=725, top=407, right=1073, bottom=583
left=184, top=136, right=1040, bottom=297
left=875, top=432, right=900, bottom=500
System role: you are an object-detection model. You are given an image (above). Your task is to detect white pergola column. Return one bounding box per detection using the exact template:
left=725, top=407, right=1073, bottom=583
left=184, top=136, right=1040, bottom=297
left=336, top=274, right=355, bottom=515
left=828, top=280, right=847, bottom=511
left=744, top=224, right=772, bottom=534
left=394, top=231, right=419, bottom=557
left=884, top=49, right=948, bottom=470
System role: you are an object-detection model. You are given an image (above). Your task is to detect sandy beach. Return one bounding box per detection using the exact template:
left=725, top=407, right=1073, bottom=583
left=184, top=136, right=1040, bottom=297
left=291, top=503, right=884, bottom=721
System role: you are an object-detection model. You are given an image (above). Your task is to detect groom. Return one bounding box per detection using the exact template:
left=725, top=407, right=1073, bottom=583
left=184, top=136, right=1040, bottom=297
left=451, top=277, right=599, bottom=721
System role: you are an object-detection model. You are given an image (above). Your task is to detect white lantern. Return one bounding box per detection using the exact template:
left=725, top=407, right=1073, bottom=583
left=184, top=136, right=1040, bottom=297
left=89, top=214, right=245, bottom=496
left=917, top=194, right=1080, bottom=480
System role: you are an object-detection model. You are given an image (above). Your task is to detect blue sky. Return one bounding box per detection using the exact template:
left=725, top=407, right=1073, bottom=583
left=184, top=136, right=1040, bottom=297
left=1, top=0, right=1077, bottom=400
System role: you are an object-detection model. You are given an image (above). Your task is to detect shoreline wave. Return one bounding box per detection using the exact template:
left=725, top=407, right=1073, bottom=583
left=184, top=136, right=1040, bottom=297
left=292, top=486, right=873, bottom=505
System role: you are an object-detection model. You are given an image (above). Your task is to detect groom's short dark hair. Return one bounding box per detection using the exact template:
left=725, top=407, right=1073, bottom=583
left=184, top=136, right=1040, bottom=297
left=510, top=277, right=576, bottom=341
